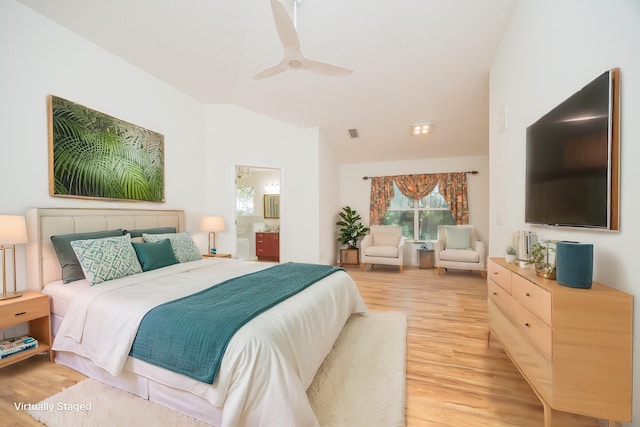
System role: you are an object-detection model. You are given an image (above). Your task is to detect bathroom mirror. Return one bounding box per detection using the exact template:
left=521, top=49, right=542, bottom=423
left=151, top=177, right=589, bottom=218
left=264, top=194, right=279, bottom=218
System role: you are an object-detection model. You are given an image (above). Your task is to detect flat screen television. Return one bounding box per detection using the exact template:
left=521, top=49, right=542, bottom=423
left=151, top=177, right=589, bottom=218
left=525, top=68, right=620, bottom=230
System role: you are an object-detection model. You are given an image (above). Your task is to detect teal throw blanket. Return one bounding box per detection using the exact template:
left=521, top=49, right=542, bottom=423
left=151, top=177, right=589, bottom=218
left=129, top=262, right=344, bottom=383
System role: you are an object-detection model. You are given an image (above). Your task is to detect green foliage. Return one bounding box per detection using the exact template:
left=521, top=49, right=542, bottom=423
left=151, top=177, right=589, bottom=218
left=506, top=246, right=517, bottom=256
left=530, top=242, right=556, bottom=273
left=336, top=206, right=369, bottom=249
left=51, top=96, right=164, bottom=202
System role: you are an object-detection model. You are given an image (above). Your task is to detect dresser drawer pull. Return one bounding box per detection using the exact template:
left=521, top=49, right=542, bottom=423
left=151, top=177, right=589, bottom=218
left=525, top=292, right=531, bottom=297
left=493, top=292, right=498, bottom=296
left=525, top=322, right=530, bottom=327
left=14, top=311, right=27, bottom=317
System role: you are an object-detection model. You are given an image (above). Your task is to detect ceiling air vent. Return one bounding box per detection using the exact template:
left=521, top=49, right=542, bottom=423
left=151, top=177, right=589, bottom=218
left=348, top=128, right=359, bottom=138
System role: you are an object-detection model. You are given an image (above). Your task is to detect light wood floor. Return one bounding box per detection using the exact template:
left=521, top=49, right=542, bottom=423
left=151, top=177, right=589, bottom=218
left=0, top=265, right=601, bottom=426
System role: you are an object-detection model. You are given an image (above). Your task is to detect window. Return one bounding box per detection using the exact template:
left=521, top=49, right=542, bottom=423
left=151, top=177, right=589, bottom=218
left=382, top=182, right=454, bottom=241
left=236, top=186, right=255, bottom=216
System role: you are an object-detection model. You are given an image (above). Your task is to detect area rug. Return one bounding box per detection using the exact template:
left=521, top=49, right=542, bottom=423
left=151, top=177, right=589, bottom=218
left=27, top=310, right=407, bottom=427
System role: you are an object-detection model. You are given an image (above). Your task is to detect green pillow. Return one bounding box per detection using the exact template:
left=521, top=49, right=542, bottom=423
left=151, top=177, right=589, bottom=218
left=70, top=234, right=142, bottom=286
left=132, top=239, right=179, bottom=272
left=51, top=229, right=124, bottom=283
left=124, top=227, right=177, bottom=239
left=142, top=232, right=202, bottom=263
left=445, top=227, right=472, bottom=249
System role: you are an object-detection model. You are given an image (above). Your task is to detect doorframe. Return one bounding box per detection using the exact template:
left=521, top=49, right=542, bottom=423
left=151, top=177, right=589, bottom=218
left=234, top=165, right=281, bottom=261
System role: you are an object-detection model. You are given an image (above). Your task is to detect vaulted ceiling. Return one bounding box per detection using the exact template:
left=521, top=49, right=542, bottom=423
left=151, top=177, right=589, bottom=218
left=20, top=0, right=515, bottom=164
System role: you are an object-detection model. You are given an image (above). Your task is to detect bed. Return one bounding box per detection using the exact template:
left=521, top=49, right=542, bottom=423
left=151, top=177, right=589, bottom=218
left=25, top=208, right=366, bottom=426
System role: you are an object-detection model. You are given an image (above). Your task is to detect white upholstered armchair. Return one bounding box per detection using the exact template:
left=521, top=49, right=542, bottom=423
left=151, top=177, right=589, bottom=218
left=360, top=225, right=405, bottom=272
left=433, top=225, right=486, bottom=277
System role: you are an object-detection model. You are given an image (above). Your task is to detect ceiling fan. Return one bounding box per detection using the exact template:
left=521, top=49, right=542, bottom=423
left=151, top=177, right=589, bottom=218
left=253, top=0, right=353, bottom=80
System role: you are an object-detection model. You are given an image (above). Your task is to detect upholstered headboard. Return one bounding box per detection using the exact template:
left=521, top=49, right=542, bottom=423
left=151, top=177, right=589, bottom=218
left=26, top=208, right=185, bottom=290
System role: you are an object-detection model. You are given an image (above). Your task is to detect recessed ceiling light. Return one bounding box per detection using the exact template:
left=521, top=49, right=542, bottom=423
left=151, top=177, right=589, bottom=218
left=348, top=128, right=359, bottom=138
left=410, top=122, right=432, bottom=136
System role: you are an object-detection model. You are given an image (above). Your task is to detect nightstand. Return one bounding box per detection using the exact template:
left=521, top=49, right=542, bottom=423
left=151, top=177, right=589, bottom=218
left=202, top=253, right=232, bottom=259
left=418, top=248, right=434, bottom=269
left=0, top=291, right=53, bottom=367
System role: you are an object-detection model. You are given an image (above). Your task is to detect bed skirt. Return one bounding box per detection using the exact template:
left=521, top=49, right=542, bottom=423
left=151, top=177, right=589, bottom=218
left=55, top=351, right=223, bottom=426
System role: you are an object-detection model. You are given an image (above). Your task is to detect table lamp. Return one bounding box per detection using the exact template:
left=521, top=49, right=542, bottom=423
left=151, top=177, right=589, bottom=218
left=0, top=215, right=28, bottom=300
left=200, top=216, right=225, bottom=254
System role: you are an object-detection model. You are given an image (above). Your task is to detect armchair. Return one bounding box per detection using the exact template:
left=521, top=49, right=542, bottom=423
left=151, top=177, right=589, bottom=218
left=433, top=225, right=486, bottom=277
left=360, top=225, right=405, bottom=272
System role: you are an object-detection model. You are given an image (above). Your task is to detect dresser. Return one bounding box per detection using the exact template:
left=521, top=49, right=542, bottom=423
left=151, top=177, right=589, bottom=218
left=487, top=258, right=632, bottom=426
left=256, top=232, right=279, bottom=262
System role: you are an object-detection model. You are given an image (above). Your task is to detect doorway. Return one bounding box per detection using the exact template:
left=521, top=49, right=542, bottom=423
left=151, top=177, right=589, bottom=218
left=235, top=165, right=281, bottom=262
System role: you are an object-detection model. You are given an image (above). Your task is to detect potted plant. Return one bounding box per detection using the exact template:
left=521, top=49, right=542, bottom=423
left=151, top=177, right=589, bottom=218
left=505, top=246, right=517, bottom=263
left=336, top=206, right=369, bottom=265
left=530, top=241, right=557, bottom=279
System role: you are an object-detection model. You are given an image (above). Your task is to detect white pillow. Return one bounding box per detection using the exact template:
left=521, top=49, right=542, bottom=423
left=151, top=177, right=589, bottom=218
left=142, top=232, right=201, bottom=263
left=70, top=234, right=142, bottom=286
left=445, top=227, right=472, bottom=249
left=373, top=233, right=401, bottom=247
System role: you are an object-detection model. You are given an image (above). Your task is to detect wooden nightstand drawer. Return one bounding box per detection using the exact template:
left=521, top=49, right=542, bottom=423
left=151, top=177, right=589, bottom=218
left=0, top=294, right=49, bottom=328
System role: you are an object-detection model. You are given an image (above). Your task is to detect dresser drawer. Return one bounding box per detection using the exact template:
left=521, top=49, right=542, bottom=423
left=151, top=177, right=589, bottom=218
left=511, top=302, right=553, bottom=362
left=0, top=294, right=49, bottom=327
left=488, top=259, right=512, bottom=293
left=488, top=280, right=518, bottom=325
left=512, top=274, right=552, bottom=326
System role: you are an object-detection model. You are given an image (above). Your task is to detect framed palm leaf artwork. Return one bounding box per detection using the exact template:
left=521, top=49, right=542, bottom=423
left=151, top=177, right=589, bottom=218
left=48, top=95, right=165, bottom=202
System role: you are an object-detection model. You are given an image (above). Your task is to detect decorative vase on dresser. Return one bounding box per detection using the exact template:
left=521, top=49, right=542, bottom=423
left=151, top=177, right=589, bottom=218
left=487, top=258, right=632, bottom=427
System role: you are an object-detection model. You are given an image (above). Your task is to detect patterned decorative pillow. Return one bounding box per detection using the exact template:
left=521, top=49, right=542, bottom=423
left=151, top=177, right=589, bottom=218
left=142, top=232, right=201, bottom=263
left=70, top=234, right=142, bottom=286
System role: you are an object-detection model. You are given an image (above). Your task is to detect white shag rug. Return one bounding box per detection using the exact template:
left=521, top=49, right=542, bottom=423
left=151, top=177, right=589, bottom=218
left=28, top=310, right=406, bottom=427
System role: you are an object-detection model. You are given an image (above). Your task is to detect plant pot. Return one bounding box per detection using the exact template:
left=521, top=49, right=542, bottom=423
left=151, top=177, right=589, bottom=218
left=505, top=254, right=516, bottom=263
left=339, top=248, right=359, bottom=266
left=535, top=267, right=556, bottom=280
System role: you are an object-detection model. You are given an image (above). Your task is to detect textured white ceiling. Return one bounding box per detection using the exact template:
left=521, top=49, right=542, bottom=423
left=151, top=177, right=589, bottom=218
left=19, top=0, right=515, bottom=164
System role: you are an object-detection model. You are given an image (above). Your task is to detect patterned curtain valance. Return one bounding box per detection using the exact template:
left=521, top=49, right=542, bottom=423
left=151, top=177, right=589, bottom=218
left=368, top=172, right=470, bottom=225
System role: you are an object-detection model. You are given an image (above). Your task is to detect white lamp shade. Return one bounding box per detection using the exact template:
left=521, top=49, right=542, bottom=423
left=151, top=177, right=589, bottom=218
left=200, top=216, right=226, bottom=232
left=0, top=215, right=28, bottom=244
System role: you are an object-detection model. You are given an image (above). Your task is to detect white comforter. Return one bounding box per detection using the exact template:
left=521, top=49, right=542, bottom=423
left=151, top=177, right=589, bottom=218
left=53, top=259, right=367, bottom=426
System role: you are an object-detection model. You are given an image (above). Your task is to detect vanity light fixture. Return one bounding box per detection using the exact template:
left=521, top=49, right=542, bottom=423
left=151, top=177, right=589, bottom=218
left=410, top=122, right=433, bottom=136
left=264, top=182, right=280, bottom=194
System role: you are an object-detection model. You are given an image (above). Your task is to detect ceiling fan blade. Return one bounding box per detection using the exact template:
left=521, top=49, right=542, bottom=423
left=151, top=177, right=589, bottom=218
left=253, top=62, right=287, bottom=80
left=270, top=0, right=300, bottom=52
left=306, top=60, right=354, bottom=76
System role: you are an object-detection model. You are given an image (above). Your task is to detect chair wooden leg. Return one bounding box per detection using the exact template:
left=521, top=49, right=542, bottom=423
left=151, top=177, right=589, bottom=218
left=480, top=270, right=486, bottom=278
left=437, top=267, right=442, bottom=275
left=399, top=265, right=403, bottom=272
left=361, top=263, right=366, bottom=271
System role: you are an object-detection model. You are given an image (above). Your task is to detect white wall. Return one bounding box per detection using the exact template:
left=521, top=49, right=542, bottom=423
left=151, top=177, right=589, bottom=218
left=489, top=1, right=640, bottom=423
left=339, top=155, right=490, bottom=265
left=1, top=0, right=333, bottom=293
left=318, top=134, right=341, bottom=265
left=0, top=1, right=205, bottom=290
left=202, top=105, right=323, bottom=264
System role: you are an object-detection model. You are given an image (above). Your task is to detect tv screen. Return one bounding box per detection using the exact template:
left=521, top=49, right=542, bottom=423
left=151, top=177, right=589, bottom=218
left=525, top=69, right=619, bottom=230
